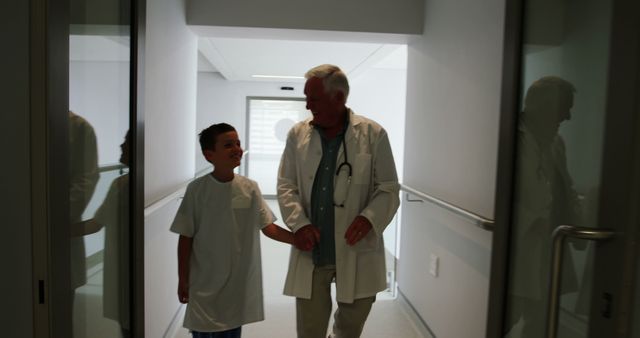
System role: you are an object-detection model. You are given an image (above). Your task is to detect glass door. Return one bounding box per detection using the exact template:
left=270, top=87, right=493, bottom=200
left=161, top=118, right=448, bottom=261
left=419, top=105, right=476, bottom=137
left=489, top=0, right=640, bottom=337
left=66, top=0, right=137, bottom=337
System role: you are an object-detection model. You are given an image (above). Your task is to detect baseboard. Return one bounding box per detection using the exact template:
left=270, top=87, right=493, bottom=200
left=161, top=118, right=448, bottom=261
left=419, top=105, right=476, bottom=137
left=163, top=304, right=186, bottom=338
left=397, top=288, right=437, bottom=338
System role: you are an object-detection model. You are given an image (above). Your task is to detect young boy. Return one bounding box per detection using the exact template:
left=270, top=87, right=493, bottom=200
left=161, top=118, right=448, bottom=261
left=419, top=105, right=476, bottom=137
left=170, top=123, right=293, bottom=338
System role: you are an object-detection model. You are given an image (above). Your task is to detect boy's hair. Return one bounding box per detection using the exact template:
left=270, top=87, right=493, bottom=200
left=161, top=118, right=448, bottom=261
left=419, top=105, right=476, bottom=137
left=199, top=123, right=236, bottom=152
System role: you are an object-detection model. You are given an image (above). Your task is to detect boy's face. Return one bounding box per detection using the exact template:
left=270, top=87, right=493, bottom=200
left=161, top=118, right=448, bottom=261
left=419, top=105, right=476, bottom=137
left=203, top=131, right=243, bottom=170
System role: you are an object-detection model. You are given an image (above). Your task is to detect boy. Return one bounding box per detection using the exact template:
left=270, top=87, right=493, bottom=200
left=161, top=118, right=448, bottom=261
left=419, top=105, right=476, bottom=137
left=170, top=123, right=293, bottom=338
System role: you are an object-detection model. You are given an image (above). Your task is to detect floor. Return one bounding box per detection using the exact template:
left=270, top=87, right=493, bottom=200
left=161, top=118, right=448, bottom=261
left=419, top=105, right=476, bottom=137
left=173, top=200, right=425, bottom=338
left=73, top=264, right=124, bottom=338
left=71, top=199, right=425, bottom=338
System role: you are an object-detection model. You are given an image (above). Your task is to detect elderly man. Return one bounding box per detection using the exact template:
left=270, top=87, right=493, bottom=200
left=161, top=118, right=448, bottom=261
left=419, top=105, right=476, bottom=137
left=506, top=76, right=584, bottom=338
left=277, top=64, right=400, bottom=338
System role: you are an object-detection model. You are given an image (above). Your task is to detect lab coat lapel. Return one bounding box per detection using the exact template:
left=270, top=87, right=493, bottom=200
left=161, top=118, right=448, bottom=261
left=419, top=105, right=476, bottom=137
left=336, top=110, right=359, bottom=167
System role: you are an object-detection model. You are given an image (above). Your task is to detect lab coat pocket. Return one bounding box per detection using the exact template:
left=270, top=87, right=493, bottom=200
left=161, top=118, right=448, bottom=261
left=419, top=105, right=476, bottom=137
left=353, top=231, right=381, bottom=252
left=353, top=153, right=372, bottom=184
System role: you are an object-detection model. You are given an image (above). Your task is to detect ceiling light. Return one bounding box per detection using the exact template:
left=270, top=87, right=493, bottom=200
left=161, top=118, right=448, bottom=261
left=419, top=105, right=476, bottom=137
left=251, top=75, right=305, bottom=79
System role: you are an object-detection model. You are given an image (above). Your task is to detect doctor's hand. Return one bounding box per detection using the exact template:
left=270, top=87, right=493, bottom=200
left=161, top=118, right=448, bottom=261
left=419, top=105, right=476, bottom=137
left=345, top=216, right=372, bottom=246
left=294, top=224, right=321, bottom=251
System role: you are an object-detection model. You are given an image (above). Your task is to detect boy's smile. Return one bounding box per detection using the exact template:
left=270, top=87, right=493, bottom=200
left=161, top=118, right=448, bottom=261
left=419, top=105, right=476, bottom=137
left=204, top=131, right=243, bottom=173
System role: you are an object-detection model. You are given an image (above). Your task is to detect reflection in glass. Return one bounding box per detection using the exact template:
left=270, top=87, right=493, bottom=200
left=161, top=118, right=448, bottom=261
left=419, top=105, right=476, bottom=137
left=69, top=109, right=99, bottom=303
left=68, top=1, right=131, bottom=336
left=504, top=0, right=611, bottom=336
left=92, top=131, right=131, bottom=337
left=506, top=77, right=584, bottom=337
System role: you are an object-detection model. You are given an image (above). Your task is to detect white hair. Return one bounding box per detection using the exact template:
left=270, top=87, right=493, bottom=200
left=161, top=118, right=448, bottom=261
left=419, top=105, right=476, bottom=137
left=305, top=64, right=350, bottom=100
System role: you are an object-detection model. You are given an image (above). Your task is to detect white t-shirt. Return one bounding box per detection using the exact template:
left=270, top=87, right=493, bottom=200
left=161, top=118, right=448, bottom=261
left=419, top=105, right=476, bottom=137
left=94, top=174, right=130, bottom=329
left=170, top=174, right=276, bottom=332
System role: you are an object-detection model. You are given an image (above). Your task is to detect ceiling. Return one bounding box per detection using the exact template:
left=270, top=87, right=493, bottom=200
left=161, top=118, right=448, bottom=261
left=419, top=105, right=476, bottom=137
left=69, top=29, right=408, bottom=83
left=197, top=36, right=407, bottom=83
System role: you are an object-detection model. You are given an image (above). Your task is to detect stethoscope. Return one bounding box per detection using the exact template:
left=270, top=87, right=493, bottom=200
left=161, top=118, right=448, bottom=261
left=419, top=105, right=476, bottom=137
left=334, top=137, right=352, bottom=208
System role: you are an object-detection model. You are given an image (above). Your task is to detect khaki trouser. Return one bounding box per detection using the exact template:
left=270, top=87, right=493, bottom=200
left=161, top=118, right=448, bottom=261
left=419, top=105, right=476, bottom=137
left=296, top=265, right=375, bottom=338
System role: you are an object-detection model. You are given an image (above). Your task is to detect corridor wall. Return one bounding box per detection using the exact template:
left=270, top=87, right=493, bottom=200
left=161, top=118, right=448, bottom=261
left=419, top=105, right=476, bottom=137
left=143, top=0, right=198, bottom=336
left=399, top=0, right=505, bottom=336
left=144, top=0, right=198, bottom=205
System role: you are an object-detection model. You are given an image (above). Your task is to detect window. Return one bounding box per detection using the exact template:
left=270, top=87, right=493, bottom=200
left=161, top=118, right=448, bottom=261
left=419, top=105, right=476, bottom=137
left=245, top=97, right=308, bottom=196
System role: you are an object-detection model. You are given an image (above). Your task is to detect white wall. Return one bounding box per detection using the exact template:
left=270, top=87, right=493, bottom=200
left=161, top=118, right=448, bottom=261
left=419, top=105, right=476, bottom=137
left=398, top=0, right=505, bottom=336
left=401, top=200, right=492, bottom=338
left=145, top=0, right=198, bottom=205
left=350, top=66, right=407, bottom=182
left=403, top=0, right=503, bottom=219
left=1, top=1, right=33, bottom=336
left=144, top=0, right=198, bottom=336
left=187, top=0, right=424, bottom=35
left=195, top=72, right=304, bottom=173
left=144, top=194, right=184, bottom=338
left=69, top=60, right=130, bottom=166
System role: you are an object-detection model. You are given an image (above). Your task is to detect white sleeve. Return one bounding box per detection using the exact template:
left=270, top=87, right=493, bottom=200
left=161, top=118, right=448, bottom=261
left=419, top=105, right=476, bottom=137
left=252, top=181, right=277, bottom=229
left=170, top=183, right=196, bottom=237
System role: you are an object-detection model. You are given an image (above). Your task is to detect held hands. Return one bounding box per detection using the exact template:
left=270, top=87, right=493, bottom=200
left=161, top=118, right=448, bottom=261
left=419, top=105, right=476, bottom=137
left=345, top=216, right=373, bottom=246
left=294, top=217, right=372, bottom=250
left=178, top=280, right=189, bottom=304
left=293, top=224, right=321, bottom=251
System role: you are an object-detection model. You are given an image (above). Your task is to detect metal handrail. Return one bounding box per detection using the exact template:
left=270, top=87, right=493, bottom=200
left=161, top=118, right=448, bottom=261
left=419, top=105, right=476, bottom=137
left=143, top=165, right=244, bottom=218
left=99, top=163, right=126, bottom=173
left=545, top=225, right=615, bottom=338
left=399, top=184, right=495, bottom=231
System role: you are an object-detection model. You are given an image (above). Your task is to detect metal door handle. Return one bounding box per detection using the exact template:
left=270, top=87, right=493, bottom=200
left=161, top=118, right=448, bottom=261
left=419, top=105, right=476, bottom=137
left=546, top=225, right=615, bottom=338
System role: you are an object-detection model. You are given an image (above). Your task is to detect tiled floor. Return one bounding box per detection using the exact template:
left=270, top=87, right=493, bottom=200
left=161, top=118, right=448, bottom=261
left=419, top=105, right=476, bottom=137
left=173, top=200, right=425, bottom=338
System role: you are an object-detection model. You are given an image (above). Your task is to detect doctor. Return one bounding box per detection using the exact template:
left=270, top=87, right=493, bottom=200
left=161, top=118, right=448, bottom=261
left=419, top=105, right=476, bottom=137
left=277, top=64, right=400, bottom=338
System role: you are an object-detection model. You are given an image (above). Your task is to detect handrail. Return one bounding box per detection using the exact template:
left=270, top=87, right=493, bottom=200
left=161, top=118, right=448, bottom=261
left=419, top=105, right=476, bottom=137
left=143, top=167, right=213, bottom=218
left=144, top=186, right=187, bottom=218
left=400, top=184, right=494, bottom=231
left=99, top=163, right=126, bottom=173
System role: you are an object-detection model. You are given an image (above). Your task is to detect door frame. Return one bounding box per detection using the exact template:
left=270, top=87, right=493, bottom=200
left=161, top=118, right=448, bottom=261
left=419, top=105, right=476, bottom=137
left=31, top=0, right=146, bottom=336
left=486, top=0, right=640, bottom=337
left=588, top=0, right=640, bottom=335
left=485, top=0, right=524, bottom=334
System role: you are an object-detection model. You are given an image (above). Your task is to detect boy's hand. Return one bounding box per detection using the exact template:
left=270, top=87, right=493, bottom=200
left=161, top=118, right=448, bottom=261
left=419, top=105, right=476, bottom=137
left=294, top=224, right=320, bottom=251
left=178, top=281, right=189, bottom=303
left=345, top=216, right=372, bottom=246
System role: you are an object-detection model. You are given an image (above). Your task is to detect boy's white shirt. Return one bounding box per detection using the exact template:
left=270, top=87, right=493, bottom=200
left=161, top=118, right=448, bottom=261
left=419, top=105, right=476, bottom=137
left=170, top=174, right=276, bottom=332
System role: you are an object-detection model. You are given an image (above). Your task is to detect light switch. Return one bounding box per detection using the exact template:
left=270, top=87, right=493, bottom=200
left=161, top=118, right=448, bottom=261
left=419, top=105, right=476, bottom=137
left=429, top=254, right=439, bottom=277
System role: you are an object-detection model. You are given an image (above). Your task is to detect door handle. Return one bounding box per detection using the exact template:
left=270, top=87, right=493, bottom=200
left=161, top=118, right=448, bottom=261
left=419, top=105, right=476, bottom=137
left=546, top=225, right=615, bottom=338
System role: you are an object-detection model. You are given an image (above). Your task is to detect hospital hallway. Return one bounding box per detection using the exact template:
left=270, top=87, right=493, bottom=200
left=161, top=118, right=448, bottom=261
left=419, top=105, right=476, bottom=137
left=5, top=0, right=640, bottom=337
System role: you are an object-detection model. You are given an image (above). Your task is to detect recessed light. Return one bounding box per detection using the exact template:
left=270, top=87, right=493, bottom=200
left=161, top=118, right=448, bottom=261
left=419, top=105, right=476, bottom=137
left=251, top=75, right=305, bottom=79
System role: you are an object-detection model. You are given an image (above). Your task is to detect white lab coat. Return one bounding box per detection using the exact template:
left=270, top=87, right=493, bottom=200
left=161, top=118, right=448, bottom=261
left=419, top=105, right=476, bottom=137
left=277, top=110, right=400, bottom=303
left=511, top=123, right=581, bottom=300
